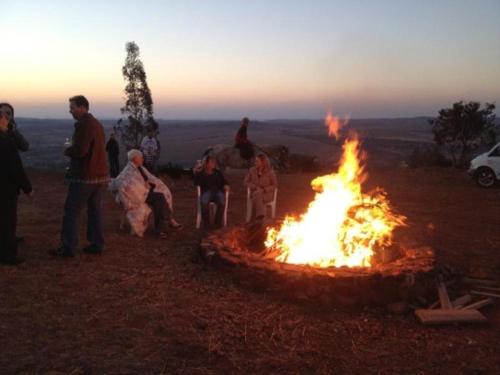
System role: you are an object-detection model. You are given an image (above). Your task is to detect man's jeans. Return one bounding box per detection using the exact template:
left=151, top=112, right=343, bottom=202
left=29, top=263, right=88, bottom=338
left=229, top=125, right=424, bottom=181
left=61, top=183, right=105, bottom=254
left=200, top=190, right=225, bottom=228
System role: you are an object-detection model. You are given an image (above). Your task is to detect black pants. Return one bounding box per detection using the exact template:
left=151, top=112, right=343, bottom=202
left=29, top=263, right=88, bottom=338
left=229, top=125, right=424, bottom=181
left=236, top=143, right=254, bottom=161
left=108, top=154, right=120, bottom=178
left=146, top=191, right=172, bottom=235
left=0, top=195, right=18, bottom=261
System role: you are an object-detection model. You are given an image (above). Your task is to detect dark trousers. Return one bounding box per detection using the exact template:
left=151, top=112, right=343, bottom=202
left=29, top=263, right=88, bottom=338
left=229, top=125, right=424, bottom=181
left=0, top=195, right=18, bottom=261
left=61, top=183, right=105, bottom=254
left=236, top=143, right=254, bottom=161
left=108, top=154, right=120, bottom=178
left=200, top=191, right=225, bottom=228
left=146, top=191, right=172, bottom=235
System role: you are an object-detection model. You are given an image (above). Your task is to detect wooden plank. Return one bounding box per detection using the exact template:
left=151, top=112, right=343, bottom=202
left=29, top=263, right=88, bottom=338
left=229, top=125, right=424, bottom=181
left=415, top=309, right=487, bottom=325
left=471, top=291, right=500, bottom=299
left=452, top=294, right=472, bottom=309
left=438, top=282, right=452, bottom=309
left=462, top=298, right=494, bottom=310
left=462, top=277, right=500, bottom=287
left=475, top=285, right=500, bottom=293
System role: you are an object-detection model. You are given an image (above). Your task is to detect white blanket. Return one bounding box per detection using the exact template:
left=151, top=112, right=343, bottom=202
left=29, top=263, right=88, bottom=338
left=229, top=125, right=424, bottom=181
left=109, top=162, right=173, bottom=237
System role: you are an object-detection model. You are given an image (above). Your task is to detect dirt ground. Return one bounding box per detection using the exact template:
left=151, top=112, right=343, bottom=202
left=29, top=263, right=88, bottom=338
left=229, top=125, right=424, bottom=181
left=1, top=167, right=500, bottom=374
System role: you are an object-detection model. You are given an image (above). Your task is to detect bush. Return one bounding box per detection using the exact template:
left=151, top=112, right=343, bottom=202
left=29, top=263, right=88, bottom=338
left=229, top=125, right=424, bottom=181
left=407, top=146, right=452, bottom=168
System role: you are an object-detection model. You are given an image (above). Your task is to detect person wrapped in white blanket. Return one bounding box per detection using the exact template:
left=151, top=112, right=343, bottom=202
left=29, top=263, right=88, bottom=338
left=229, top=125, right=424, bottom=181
left=109, top=149, right=182, bottom=237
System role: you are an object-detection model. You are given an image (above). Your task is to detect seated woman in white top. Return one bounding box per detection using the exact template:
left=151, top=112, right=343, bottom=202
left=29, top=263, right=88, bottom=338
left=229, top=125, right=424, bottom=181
left=244, top=153, right=277, bottom=220
left=109, top=149, right=182, bottom=237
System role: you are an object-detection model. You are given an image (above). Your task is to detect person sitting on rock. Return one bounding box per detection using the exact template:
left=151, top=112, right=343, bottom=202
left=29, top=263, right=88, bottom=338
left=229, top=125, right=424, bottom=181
left=110, top=149, right=182, bottom=238
left=234, top=117, right=254, bottom=162
left=194, top=155, right=229, bottom=229
left=245, top=153, right=277, bottom=221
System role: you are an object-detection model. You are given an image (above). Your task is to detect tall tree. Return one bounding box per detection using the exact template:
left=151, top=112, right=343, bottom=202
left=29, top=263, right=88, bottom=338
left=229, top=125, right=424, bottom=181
left=430, top=101, right=496, bottom=167
left=117, top=41, right=158, bottom=149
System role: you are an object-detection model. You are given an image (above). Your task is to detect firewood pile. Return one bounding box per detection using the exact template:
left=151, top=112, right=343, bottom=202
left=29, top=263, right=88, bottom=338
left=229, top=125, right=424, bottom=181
left=415, top=275, right=499, bottom=325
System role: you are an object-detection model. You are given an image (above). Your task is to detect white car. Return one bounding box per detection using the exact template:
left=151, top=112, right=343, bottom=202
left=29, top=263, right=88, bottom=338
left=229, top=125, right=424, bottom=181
left=469, top=142, right=500, bottom=187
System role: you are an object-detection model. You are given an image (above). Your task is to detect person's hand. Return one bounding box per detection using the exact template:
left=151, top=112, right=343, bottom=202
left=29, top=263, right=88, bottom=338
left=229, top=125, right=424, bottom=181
left=224, top=185, right=230, bottom=193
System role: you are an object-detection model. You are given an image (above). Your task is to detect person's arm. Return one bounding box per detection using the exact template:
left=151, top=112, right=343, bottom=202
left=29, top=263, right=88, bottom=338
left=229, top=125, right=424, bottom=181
left=9, top=126, right=30, bottom=152
left=7, top=142, right=32, bottom=194
left=220, top=171, right=230, bottom=191
left=65, top=123, right=93, bottom=159
left=263, top=170, right=278, bottom=194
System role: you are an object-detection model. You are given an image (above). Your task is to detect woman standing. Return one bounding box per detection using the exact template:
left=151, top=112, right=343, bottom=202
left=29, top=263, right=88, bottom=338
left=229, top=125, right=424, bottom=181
left=0, top=103, right=32, bottom=265
left=245, top=153, right=277, bottom=220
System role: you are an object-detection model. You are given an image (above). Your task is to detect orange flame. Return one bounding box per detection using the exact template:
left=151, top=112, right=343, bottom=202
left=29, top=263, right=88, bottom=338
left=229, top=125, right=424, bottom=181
left=325, top=111, right=349, bottom=139
left=265, top=116, right=405, bottom=268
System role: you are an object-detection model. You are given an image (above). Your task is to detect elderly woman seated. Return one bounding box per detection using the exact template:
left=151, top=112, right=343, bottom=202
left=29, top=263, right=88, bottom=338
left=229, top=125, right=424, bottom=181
left=244, top=153, right=278, bottom=221
left=109, top=149, right=182, bottom=237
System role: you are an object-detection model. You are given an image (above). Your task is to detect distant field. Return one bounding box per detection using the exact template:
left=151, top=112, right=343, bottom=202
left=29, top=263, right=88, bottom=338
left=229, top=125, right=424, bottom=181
left=16, top=117, right=435, bottom=170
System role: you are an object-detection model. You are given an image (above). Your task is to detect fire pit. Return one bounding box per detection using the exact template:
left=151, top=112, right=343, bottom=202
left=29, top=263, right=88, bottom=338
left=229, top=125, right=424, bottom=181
left=199, top=224, right=435, bottom=306
left=200, top=114, right=435, bottom=305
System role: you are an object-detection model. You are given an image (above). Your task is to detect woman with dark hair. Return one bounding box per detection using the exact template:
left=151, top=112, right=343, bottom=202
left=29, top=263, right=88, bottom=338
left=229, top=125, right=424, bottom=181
left=0, top=102, right=29, bottom=152
left=194, top=155, right=229, bottom=229
left=0, top=104, right=32, bottom=265
left=245, top=153, right=277, bottom=220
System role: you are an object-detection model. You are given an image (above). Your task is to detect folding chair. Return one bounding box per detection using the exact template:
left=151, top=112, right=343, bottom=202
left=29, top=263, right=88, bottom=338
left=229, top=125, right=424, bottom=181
left=246, top=187, right=278, bottom=223
left=196, top=186, right=229, bottom=229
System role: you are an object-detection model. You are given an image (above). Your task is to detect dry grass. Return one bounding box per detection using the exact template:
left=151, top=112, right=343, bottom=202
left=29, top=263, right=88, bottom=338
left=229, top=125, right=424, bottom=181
left=0, top=167, right=499, bottom=374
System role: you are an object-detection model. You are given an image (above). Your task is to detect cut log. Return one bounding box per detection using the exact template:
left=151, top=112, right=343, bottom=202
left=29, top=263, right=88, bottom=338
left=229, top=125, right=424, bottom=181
left=451, top=294, right=472, bottom=309
left=462, top=298, right=494, bottom=310
left=415, top=309, right=487, bottom=325
left=438, top=282, right=452, bottom=309
left=471, top=291, right=500, bottom=299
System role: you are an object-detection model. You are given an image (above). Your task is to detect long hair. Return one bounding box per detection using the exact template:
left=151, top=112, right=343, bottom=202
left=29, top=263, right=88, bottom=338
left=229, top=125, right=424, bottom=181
left=0, top=102, right=15, bottom=127
left=256, top=153, right=271, bottom=172
left=201, top=154, right=216, bottom=171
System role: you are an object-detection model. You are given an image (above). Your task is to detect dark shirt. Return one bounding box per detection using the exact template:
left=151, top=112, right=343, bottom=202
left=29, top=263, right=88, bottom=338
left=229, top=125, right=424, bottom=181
left=0, top=131, right=32, bottom=196
left=106, top=138, right=119, bottom=157
left=235, top=125, right=249, bottom=145
left=64, top=113, right=109, bottom=183
left=194, top=169, right=229, bottom=193
left=7, top=123, right=29, bottom=152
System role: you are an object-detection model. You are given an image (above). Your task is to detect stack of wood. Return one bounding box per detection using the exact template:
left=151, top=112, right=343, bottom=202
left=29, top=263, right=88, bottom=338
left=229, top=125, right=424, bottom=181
left=415, top=278, right=499, bottom=325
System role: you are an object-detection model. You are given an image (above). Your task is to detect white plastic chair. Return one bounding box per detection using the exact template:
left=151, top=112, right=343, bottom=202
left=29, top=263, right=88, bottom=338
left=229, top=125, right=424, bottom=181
left=196, top=186, right=229, bottom=229
left=246, top=187, right=278, bottom=223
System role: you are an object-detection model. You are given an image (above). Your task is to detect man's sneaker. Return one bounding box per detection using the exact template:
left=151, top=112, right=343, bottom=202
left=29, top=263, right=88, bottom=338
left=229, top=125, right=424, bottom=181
left=48, top=247, right=74, bottom=258
left=83, top=245, right=102, bottom=255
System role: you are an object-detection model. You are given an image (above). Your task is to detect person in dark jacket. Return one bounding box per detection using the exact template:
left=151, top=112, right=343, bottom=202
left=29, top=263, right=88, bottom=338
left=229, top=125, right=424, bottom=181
left=106, top=132, right=120, bottom=178
left=0, top=106, right=32, bottom=265
left=49, top=95, right=109, bottom=257
left=194, top=155, right=229, bottom=229
left=234, top=117, right=254, bottom=161
left=0, top=102, right=29, bottom=152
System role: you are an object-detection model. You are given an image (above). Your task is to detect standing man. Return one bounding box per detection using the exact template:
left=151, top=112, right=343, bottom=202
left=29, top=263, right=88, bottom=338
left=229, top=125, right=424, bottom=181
left=0, top=106, right=32, bottom=265
left=140, top=129, right=160, bottom=174
left=49, top=95, right=109, bottom=257
left=106, top=132, right=120, bottom=178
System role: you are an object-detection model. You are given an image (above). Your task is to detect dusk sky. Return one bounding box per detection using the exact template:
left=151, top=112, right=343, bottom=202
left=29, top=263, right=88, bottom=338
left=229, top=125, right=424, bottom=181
left=2, top=0, right=500, bottom=119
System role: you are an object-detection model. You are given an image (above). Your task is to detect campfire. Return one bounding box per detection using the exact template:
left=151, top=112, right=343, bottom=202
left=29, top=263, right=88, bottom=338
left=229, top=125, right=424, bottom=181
left=199, top=112, right=435, bottom=305
left=265, top=113, right=406, bottom=268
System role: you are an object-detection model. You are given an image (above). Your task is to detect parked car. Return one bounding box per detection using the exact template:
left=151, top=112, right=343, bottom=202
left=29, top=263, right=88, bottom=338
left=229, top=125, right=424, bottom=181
left=469, top=142, right=500, bottom=187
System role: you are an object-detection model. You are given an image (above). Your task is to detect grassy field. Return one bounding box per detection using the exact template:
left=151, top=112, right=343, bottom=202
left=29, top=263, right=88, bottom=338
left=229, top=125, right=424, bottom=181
left=1, top=166, right=499, bottom=374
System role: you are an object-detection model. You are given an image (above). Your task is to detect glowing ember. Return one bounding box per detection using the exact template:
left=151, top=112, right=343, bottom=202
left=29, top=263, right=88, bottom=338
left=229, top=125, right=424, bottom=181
left=265, top=118, right=406, bottom=268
